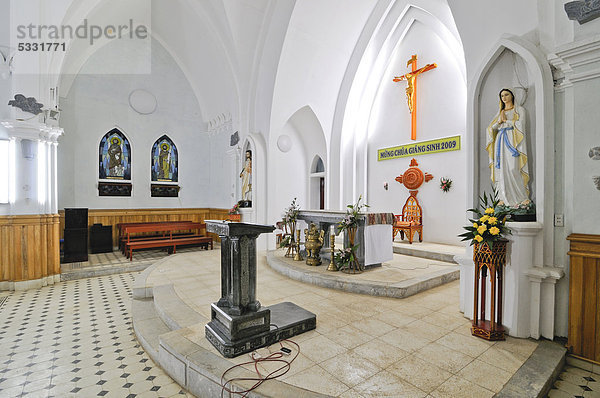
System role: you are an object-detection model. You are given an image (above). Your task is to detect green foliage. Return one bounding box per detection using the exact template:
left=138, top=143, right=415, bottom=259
left=338, top=195, right=369, bottom=233
left=279, top=235, right=291, bottom=248
left=283, top=198, right=300, bottom=224
left=333, top=244, right=359, bottom=271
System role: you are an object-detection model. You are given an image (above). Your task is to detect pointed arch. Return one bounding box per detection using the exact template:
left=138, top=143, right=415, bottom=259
left=151, top=135, right=178, bottom=183
left=329, top=1, right=466, bottom=208
left=311, top=155, right=325, bottom=174
left=99, top=128, right=131, bottom=181
left=467, top=35, right=554, bottom=264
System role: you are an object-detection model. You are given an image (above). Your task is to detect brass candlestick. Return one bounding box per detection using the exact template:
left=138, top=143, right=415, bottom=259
left=294, top=230, right=303, bottom=261
left=327, top=234, right=338, bottom=271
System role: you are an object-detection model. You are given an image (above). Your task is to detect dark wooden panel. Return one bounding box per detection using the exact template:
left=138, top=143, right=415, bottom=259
left=568, top=233, right=600, bottom=363
left=569, top=255, right=584, bottom=355
left=582, top=257, right=597, bottom=360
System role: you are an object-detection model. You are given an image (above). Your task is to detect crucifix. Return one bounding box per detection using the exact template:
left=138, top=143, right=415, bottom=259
left=393, top=54, right=437, bottom=140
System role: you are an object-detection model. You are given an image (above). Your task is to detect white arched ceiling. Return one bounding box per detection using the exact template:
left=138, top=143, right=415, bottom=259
left=329, top=0, right=466, bottom=208
left=53, top=0, right=240, bottom=125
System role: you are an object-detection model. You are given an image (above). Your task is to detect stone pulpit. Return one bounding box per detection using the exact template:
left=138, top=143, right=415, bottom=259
left=205, top=221, right=316, bottom=358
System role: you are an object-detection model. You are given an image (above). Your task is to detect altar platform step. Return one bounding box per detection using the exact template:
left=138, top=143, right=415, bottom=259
left=131, top=250, right=557, bottom=397
left=266, top=250, right=459, bottom=299
left=131, top=251, right=331, bottom=398
left=392, top=241, right=464, bottom=264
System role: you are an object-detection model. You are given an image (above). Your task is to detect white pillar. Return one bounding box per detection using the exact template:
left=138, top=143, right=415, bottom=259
left=503, top=222, right=542, bottom=338
left=457, top=252, right=474, bottom=319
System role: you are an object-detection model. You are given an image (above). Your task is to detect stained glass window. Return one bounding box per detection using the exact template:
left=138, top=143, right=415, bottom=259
left=99, top=129, right=131, bottom=180
left=151, top=135, right=178, bottom=182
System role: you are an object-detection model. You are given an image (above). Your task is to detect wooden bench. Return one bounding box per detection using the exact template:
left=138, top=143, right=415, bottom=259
left=126, top=235, right=213, bottom=261
left=118, top=221, right=196, bottom=253
left=122, top=222, right=211, bottom=260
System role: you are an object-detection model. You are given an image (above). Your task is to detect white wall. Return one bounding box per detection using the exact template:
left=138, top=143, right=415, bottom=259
left=58, top=38, right=231, bottom=210
left=447, top=0, right=539, bottom=85
left=366, top=20, right=466, bottom=244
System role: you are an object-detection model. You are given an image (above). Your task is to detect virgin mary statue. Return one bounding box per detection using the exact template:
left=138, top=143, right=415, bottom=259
left=486, top=88, right=529, bottom=206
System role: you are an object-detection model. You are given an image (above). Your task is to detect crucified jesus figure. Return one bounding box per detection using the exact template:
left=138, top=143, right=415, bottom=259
left=393, top=55, right=437, bottom=113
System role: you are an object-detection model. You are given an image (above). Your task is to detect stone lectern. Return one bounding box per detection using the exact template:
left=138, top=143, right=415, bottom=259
left=205, top=221, right=316, bottom=358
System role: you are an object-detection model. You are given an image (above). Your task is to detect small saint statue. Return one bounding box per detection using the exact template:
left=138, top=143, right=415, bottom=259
left=240, top=150, right=252, bottom=206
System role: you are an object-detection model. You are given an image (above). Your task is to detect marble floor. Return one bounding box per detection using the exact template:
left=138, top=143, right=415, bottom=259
left=144, top=249, right=541, bottom=397
left=0, top=273, right=193, bottom=398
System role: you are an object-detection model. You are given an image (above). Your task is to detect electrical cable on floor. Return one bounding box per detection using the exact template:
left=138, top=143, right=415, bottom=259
left=219, top=324, right=300, bottom=398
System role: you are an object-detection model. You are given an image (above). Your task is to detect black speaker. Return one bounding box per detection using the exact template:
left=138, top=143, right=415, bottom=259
left=63, top=228, right=88, bottom=263
left=90, top=224, right=113, bottom=254
left=65, top=208, right=88, bottom=229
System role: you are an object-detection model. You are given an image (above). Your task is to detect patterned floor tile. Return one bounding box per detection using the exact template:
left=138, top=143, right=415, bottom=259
left=0, top=272, right=183, bottom=398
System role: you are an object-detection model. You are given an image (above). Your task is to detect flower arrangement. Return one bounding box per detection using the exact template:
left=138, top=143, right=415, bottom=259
left=338, top=195, right=369, bottom=232
left=440, top=177, right=452, bottom=193
left=459, top=187, right=511, bottom=250
left=228, top=201, right=241, bottom=215
left=283, top=198, right=301, bottom=224
left=333, top=245, right=359, bottom=271
left=498, top=199, right=535, bottom=217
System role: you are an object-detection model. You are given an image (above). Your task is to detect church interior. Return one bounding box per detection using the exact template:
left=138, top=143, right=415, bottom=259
left=1, top=0, right=600, bottom=397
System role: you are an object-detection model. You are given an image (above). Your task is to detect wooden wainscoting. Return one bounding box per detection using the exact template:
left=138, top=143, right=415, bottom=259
left=0, top=214, right=60, bottom=284
left=567, top=233, right=600, bottom=363
left=59, top=208, right=231, bottom=248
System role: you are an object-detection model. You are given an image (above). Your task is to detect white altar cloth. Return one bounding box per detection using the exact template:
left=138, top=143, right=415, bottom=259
left=364, top=224, right=393, bottom=265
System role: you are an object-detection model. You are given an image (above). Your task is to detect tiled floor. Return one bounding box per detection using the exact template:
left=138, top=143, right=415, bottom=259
left=61, top=247, right=203, bottom=279
left=548, top=359, right=600, bottom=398
left=145, top=249, right=541, bottom=397
left=0, top=272, right=193, bottom=398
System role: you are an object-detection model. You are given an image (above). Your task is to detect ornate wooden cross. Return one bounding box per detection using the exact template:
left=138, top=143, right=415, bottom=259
left=393, top=54, right=437, bottom=141
left=395, top=158, right=433, bottom=196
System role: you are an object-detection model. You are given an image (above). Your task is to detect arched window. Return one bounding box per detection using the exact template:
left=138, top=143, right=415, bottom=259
left=151, top=135, right=178, bottom=182
left=313, top=156, right=325, bottom=173
left=99, top=129, right=131, bottom=180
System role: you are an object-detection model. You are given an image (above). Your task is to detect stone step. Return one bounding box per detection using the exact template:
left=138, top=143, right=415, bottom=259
left=392, top=241, right=463, bottom=263
left=132, top=297, right=171, bottom=362
left=496, top=340, right=567, bottom=398
left=153, top=284, right=207, bottom=331
left=266, top=251, right=459, bottom=299
left=61, top=261, right=151, bottom=281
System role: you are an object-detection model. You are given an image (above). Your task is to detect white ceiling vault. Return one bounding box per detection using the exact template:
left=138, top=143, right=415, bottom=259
left=52, top=0, right=295, bottom=136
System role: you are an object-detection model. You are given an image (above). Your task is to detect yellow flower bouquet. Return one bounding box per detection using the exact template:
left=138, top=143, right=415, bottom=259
left=459, top=188, right=511, bottom=250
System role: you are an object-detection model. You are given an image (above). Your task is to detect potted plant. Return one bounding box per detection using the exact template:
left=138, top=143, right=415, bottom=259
left=282, top=198, right=301, bottom=257
left=459, top=187, right=512, bottom=341
left=337, top=195, right=369, bottom=273
left=333, top=245, right=359, bottom=271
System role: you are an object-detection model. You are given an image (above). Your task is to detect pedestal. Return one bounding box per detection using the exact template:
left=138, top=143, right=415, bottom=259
left=472, top=240, right=507, bottom=341
left=459, top=222, right=563, bottom=340
left=204, top=221, right=316, bottom=358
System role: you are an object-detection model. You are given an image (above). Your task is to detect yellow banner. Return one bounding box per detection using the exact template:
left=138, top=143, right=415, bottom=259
left=377, top=135, right=461, bottom=161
